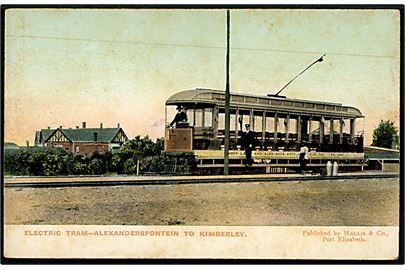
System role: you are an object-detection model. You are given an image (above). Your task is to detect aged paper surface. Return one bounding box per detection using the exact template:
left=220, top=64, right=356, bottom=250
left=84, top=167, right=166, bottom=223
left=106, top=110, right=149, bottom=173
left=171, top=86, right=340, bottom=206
left=4, top=225, right=399, bottom=259
left=3, top=7, right=401, bottom=260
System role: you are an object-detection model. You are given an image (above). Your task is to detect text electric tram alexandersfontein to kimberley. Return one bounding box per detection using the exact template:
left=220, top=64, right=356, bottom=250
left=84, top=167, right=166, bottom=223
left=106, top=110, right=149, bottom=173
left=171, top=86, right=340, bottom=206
left=163, top=88, right=365, bottom=174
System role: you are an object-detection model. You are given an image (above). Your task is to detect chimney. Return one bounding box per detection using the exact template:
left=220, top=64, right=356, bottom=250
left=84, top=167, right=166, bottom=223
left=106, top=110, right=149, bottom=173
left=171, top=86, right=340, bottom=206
left=117, top=123, right=120, bottom=128
left=26, top=140, right=29, bottom=147
left=59, top=126, right=62, bottom=129
left=47, top=126, right=50, bottom=129
left=93, top=132, right=98, bottom=142
left=82, top=122, right=86, bottom=129
left=100, top=123, right=103, bottom=129
left=76, top=126, right=79, bottom=129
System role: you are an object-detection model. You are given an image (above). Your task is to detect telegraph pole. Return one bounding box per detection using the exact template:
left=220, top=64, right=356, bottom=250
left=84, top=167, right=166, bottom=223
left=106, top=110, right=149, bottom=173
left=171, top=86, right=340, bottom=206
left=224, top=10, right=231, bottom=175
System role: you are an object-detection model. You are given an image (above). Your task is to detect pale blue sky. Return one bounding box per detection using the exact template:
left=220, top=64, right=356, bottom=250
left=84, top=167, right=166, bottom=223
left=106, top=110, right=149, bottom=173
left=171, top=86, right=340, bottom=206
left=5, top=8, right=400, bottom=145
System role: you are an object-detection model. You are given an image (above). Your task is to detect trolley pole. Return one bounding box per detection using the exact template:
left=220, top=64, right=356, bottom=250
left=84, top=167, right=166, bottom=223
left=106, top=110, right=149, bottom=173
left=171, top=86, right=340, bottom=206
left=274, top=54, right=326, bottom=96
left=224, top=10, right=231, bottom=175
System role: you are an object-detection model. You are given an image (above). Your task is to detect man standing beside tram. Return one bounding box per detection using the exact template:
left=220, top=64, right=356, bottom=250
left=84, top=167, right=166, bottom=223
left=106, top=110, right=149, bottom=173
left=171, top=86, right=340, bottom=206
left=238, top=116, right=255, bottom=167
left=299, top=142, right=309, bottom=174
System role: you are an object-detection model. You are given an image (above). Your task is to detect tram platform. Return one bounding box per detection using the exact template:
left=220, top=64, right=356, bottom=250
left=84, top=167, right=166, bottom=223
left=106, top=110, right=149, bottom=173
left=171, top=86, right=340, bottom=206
left=4, top=171, right=399, bottom=188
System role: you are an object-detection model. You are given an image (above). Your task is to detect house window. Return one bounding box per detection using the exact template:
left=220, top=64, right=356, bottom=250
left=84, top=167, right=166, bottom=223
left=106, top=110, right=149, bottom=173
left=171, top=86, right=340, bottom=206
left=75, top=146, right=80, bottom=154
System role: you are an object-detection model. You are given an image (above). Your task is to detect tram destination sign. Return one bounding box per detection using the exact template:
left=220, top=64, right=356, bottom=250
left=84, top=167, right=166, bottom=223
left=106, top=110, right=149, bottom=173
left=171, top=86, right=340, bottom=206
left=194, top=150, right=364, bottom=160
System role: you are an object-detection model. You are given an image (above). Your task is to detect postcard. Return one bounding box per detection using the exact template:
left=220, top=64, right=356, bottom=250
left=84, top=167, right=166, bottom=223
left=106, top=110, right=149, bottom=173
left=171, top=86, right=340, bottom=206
left=2, top=6, right=402, bottom=262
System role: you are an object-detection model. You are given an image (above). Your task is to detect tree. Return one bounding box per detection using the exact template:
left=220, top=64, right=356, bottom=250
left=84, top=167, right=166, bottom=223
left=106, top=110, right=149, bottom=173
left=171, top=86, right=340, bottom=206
left=110, top=136, right=164, bottom=174
left=4, top=148, right=67, bottom=176
left=64, top=154, right=90, bottom=175
left=3, top=136, right=164, bottom=176
left=4, top=151, right=30, bottom=175
left=43, top=153, right=65, bottom=176
left=371, top=120, right=399, bottom=149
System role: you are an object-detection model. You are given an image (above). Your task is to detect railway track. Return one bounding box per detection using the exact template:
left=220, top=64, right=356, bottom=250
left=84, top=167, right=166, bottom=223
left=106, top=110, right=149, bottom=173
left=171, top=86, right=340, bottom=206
left=4, top=172, right=399, bottom=188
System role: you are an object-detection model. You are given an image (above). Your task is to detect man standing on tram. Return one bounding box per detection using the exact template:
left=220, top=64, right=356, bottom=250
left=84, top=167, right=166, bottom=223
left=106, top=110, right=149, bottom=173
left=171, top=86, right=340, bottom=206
left=169, top=105, right=188, bottom=128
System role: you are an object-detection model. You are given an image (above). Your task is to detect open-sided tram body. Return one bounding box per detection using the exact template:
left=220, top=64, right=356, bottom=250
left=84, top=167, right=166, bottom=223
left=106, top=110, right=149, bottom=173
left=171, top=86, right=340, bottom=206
left=164, top=88, right=365, bottom=173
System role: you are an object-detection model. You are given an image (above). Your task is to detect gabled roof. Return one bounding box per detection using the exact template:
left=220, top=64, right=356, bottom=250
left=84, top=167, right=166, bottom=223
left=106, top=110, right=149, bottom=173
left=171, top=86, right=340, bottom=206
left=39, top=127, right=126, bottom=143
left=40, top=129, right=55, bottom=142
left=62, top=128, right=121, bottom=143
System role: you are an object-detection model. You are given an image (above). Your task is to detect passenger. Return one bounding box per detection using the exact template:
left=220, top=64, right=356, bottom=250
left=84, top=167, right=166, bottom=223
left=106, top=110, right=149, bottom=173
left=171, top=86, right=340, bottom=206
left=169, top=105, right=188, bottom=127
left=241, top=123, right=255, bottom=166
left=299, top=142, right=309, bottom=174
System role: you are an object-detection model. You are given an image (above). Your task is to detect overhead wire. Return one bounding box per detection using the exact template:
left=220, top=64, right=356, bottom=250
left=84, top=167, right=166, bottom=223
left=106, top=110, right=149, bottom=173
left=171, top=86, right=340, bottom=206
left=6, top=33, right=399, bottom=59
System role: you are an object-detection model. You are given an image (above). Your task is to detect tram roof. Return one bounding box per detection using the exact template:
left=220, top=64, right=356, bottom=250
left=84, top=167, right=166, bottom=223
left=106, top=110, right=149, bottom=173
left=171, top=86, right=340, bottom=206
left=166, top=88, right=363, bottom=118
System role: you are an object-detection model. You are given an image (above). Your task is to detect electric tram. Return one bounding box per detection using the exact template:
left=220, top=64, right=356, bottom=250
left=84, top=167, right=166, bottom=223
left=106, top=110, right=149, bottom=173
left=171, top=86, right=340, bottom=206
left=164, top=88, right=365, bottom=173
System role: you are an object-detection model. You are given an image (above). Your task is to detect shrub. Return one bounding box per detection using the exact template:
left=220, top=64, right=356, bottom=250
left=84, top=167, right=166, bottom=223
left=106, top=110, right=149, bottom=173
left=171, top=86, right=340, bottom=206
left=89, top=158, right=106, bottom=175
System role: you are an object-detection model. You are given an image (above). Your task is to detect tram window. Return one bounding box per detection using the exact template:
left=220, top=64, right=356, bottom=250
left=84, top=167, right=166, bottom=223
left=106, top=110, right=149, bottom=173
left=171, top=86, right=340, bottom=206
left=271, top=100, right=282, bottom=106
left=274, top=117, right=281, bottom=131
left=328, top=119, right=339, bottom=135
left=266, top=117, right=280, bottom=132
left=280, top=118, right=287, bottom=132
left=259, top=98, right=269, bottom=105
left=166, top=106, right=177, bottom=125
left=309, top=121, right=319, bottom=134
left=295, top=102, right=304, bottom=108
left=230, top=114, right=236, bottom=131
left=326, top=105, right=334, bottom=111
left=290, top=119, right=297, bottom=133
left=354, top=118, right=364, bottom=136
left=244, top=115, right=250, bottom=129
left=195, top=109, right=203, bottom=127
left=342, top=119, right=350, bottom=133
left=232, top=95, right=244, bottom=102
left=266, top=117, right=273, bottom=132
left=246, top=97, right=257, bottom=104
left=218, top=113, right=225, bottom=130
left=255, top=116, right=263, bottom=132
left=333, top=120, right=338, bottom=135
left=324, top=120, right=331, bottom=135
left=283, top=101, right=293, bottom=106
left=234, top=115, right=251, bottom=130
left=316, top=104, right=325, bottom=110
left=213, top=94, right=225, bottom=100
left=305, top=103, right=315, bottom=109
left=204, top=108, right=213, bottom=127
left=187, top=109, right=194, bottom=126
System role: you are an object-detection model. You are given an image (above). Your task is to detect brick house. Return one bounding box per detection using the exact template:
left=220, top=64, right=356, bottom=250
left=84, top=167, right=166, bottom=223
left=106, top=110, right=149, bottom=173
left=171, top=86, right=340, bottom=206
left=34, top=122, right=128, bottom=155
